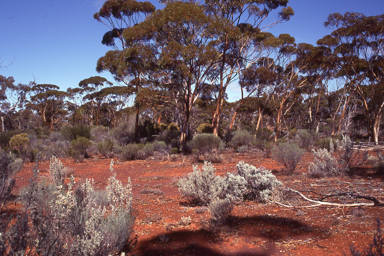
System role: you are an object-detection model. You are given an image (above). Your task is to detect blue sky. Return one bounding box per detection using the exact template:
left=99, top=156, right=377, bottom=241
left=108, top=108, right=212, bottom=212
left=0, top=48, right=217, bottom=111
left=1, top=0, right=384, bottom=102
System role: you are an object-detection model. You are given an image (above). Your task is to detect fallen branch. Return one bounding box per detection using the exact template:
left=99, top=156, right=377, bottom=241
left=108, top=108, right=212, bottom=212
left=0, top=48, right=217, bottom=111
left=270, top=189, right=383, bottom=208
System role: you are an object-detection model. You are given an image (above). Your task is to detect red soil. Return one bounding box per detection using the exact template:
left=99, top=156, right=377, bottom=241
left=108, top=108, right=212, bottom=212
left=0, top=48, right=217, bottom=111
left=13, top=150, right=384, bottom=256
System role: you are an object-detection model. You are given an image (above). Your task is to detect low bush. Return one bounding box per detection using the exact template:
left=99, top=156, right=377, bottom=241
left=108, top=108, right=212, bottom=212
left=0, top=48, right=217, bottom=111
left=4, top=157, right=135, bottom=256
left=295, top=129, right=318, bottom=149
left=91, top=125, right=110, bottom=143
left=272, top=141, right=304, bottom=173
left=9, top=133, right=29, bottom=152
left=236, top=161, right=282, bottom=201
left=61, top=124, right=91, bottom=141
left=111, top=122, right=135, bottom=145
left=202, top=152, right=224, bottom=163
left=315, top=137, right=338, bottom=151
left=189, top=133, right=224, bottom=154
left=0, top=151, right=22, bottom=210
left=308, top=148, right=340, bottom=178
left=208, top=198, right=233, bottom=226
left=97, top=138, right=116, bottom=158
left=231, top=130, right=253, bottom=150
left=70, top=136, right=92, bottom=159
left=120, top=143, right=139, bottom=161
left=178, top=162, right=225, bottom=206
left=153, top=141, right=167, bottom=152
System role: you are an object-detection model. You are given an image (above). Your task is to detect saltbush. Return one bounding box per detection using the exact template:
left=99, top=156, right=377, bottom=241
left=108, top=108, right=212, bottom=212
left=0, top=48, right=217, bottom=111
left=0, top=151, right=22, bottom=210
left=120, top=143, right=139, bottom=161
left=236, top=161, right=282, bottom=201
left=189, top=133, right=224, bottom=154
left=231, top=130, right=253, bottom=150
left=308, top=148, right=340, bottom=178
left=295, top=129, right=318, bottom=149
left=70, top=136, right=92, bottom=159
left=111, top=122, right=135, bottom=145
left=62, top=124, right=91, bottom=141
left=272, top=141, right=304, bottom=173
left=4, top=157, right=135, bottom=256
left=208, top=198, right=233, bottom=225
left=97, top=138, right=115, bottom=158
left=178, top=162, right=225, bottom=205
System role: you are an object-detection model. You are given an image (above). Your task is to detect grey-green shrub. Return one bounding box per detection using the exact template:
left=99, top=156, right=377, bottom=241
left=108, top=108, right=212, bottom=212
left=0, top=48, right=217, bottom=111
left=308, top=148, right=340, bottom=177
left=97, top=138, right=115, bottom=158
left=295, top=129, right=318, bottom=149
left=120, top=143, right=139, bottom=161
left=236, top=161, right=281, bottom=201
left=70, top=136, right=92, bottom=159
left=111, top=122, right=134, bottom=145
left=178, top=162, right=225, bottom=205
left=189, top=133, right=224, bottom=154
left=272, top=141, right=304, bottom=173
left=231, top=130, right=253, bottom=150
left=152, top=141, right=167, bottom=152
left=208, top=198, right=233, bottom=225
left=0, top=151, right=22, bottom=210
left=13, top=157, right=134, bottom=256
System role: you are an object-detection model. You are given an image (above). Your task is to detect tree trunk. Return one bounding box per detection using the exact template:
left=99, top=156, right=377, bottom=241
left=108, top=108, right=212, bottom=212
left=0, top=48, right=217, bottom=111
left=228, top=99, right=245, bottom=132
left=135, top=106, right=140, bottom=143
left=337, top=93, right=352, bottom=135
left=212, top=34, right=228, bottom=137
left=274, top=107, right=283, bottom=142
left=1, top=116, right=4, bottom=132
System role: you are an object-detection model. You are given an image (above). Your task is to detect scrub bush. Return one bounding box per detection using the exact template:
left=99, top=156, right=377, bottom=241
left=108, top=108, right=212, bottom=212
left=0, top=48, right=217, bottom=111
left=189, top=133, right=224, bottom=154
left=231, top=130, right=253, bottom=150
left=272, top=141, right=304, bottom=173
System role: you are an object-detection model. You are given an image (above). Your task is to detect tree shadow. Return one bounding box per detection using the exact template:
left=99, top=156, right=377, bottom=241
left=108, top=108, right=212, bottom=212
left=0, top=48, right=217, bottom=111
left=132, top=214, right=328, bottom=256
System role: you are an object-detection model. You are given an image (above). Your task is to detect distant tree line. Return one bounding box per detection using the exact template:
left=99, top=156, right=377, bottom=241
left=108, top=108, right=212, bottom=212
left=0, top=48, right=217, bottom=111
left=1, top=0, right=383, bottom=146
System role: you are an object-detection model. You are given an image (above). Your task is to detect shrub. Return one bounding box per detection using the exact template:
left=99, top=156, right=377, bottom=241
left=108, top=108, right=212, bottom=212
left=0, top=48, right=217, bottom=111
left=202, top=152, right=224, bottom=163
left=9, top=158, right=135, bottom=256
left=272, top=142, right=304, bottom=173
left=97, top=138, right=115, bottom=158
left=315, top=137, right=337, bottom=151
left=196, top=123, right=213, bottom=134
left=70, top=136, right=92, bottom=159
left=153, top=141, right=167, bottom=152
left=111, top=122, right=135, bottom=145
left=208, top=198, right=233, bottom=226
left=231, top=130, right=253, bottom=150
left=9, top=133, right=30, bottom=152
left=295, top=129, right=318, bottom=149
left=62, top=124, right=91, bottom=141
left=308, top=148, right=340, bottom=178
left=178, top=162, right=225, bottom=205
left=255, top=127, right=273, bottom=141
left=189, top=133, right=224, bottom=154
left=120, top=143, right=139, bottom=161
left=0, top=130, right=19, bottom=149
left=91, top=125, right=109, bottom=143
left=236, top=161, right=281, bottom=201
left=0, top=151, right=22, bottom=210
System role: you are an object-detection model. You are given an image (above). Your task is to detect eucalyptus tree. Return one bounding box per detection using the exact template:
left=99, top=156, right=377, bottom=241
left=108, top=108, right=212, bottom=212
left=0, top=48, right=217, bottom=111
left=122, top=1, right=224, bottom=145
left=95, top=0, right=156, bottom=139
left=0, top=75, right=30, bottom=131
left=318, top=12, right=384, bottom=142
left=294, top=43, right=333, bottom=132
left=27, top=84, right=68, bottom=130
left=205, top=0, right=294, bottom=136
left=78, top=76, right=113, bottom=126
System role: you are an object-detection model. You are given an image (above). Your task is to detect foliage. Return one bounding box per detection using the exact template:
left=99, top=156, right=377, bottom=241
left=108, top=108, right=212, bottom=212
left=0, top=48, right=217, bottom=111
left=272, top=142, right=304, bottom=173
left=0, top=130, right=19, bottom=149
left=189, top=134, right=224, bottom=154
left=230, top=130, right=253, bottom=150
left=152, top=140, right=167, bottom=152
left=315, top=137, right=338, bottom=151
left=6, top=157, right=135, bottom=256
left=201, top=152, right=224, bottom=163
left=308, top=148, right=340, bottom=178
left=62, top=124, right=91, bottom=141
left=70, top=136, right=92, bottom=159
left=178, top=162, right=225, bottom=206
left=9, top=133, right=30, bottom=152
left=97, top=138, right=116, bottom=158
left=90, top=125, right=110, bottom=143
left=236, top=161, right=282, bottom=202
left=0, top=151, right=22, bottom=210
left=120, top=143, right=139, bottom=161
left=111, top=122, right=134, bottom=145
left=196, top=123, right=213, bottom=134
left=295, top=129, right=318, bottom=149
left=208, top=198, right=233, bottom=226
